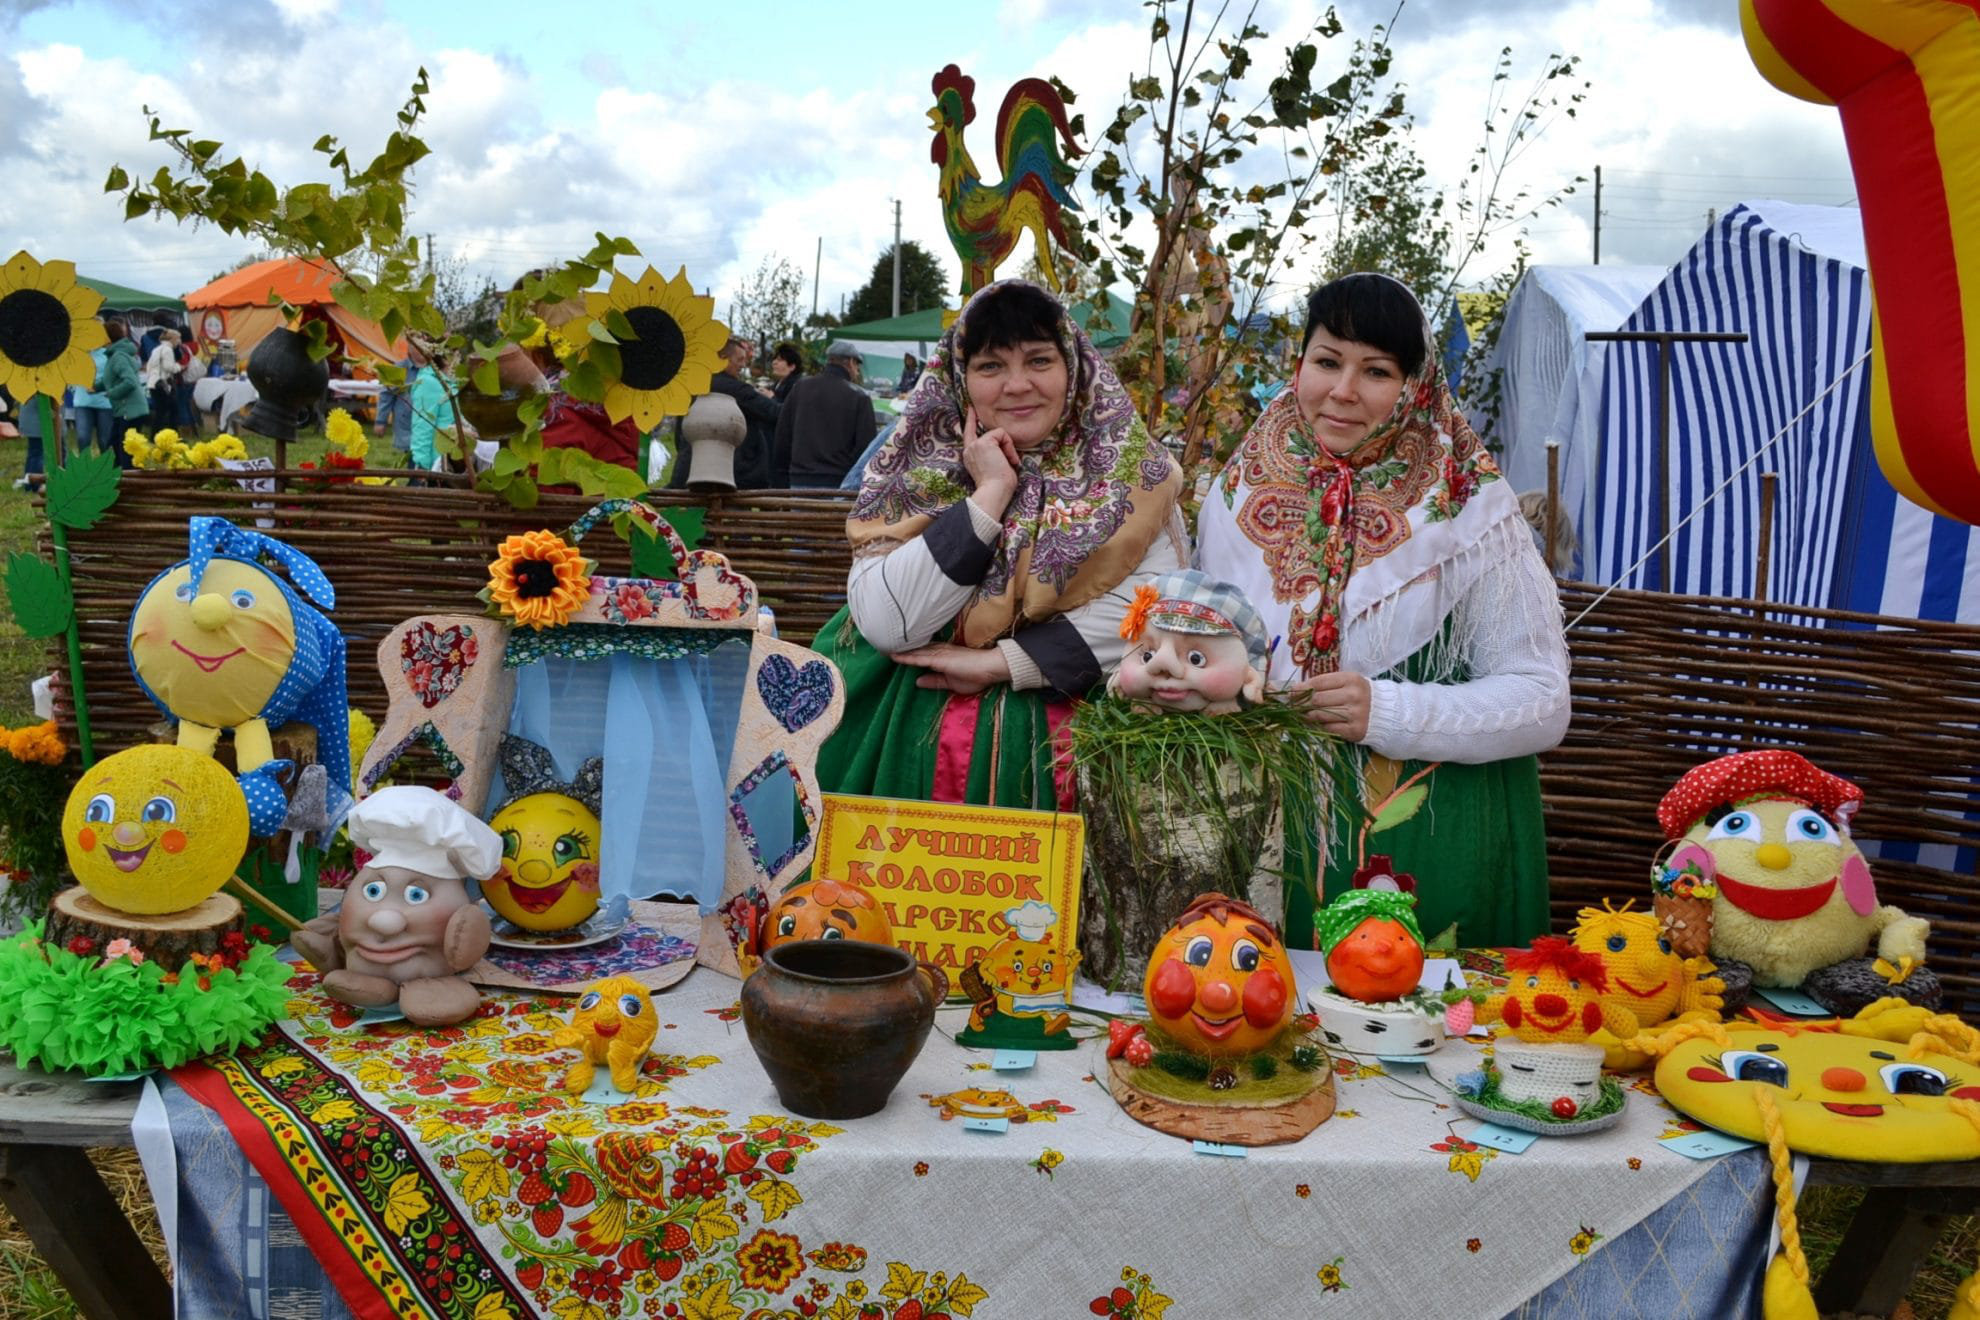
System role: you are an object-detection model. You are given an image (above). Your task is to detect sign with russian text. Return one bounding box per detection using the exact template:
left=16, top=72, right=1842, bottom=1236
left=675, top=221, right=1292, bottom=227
left=813, top=795, right=1083, bottom=982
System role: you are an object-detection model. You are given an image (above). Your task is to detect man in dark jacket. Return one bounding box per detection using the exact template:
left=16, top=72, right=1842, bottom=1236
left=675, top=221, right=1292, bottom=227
left=774, top=340, right=876, bottom=488
left=673, top=337, right=777, bottom=488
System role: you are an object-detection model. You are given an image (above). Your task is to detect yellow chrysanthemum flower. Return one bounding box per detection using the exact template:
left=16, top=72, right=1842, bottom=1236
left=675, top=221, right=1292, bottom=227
left=582, top=265, right=728, bottom=431
left=485, top=530, right=592, bottom=630
left=0, top=252, right=107, bottom=401
left=324, top=408, right=368, bottom=458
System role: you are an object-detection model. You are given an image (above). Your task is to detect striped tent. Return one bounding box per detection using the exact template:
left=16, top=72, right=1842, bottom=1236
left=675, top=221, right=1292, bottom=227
left=1585, top=201, right=1980, bottom=622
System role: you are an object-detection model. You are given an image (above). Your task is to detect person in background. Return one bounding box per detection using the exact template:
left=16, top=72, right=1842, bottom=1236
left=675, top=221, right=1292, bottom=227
left=143, top=328, right=183, bottom=432
left=406, top=336, right=457, bottom=473
left=897, top=350, right=922, bottom=395
left=70, top=335, right=114, bottom=461
left=701, top=336, right=778, bottom=488
left=373, top=351, right=417, bottom=454
left=97, top=318, right=148, bottom=469
left=769, top=342, right=805, bottom=404
left=774, top=340, right=876, bottom=488
left=174, top=337, right=206, bottom=437
left=3, top=388, right=43, bottom=492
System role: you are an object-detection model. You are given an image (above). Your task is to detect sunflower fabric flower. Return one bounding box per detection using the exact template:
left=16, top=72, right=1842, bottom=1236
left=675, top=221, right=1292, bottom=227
left=485, top=530, right=593, bottom=629
left=583, top=265, right=729, bottom=430
left=0, top=251, right=108, bottom=400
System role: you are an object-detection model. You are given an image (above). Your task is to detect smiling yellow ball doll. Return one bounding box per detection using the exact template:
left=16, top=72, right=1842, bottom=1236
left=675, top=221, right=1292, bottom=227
left=483, top=734, right=603, bottom=932
left=62, top=744, right=250, bottom=915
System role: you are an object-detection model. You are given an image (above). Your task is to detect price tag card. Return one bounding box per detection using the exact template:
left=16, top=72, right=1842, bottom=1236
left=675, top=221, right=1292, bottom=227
left=991, top=1050, right=1037, bottom=1072
left=962, top=1117, right=1010, bottom=1135
left=354, top=1005, right=408, bottom=1027
left=1752, top=986, right=1830, bottom=1017
left=1377, top=1055, right=1430, bottom=1068
left=1660, top=1129, right=1759, bottom=1160
left=579, top=1074, right=635, bottom=1107
left=1467, top=1123, right=1538, bottom=1154
left=85, top=1070, right=151, bottom=1084
left=1192, top=1140, right=1249, bottom=1158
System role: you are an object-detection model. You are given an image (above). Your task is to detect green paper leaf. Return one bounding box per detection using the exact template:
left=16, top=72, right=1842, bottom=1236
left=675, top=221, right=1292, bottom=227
left=1369, top=783, right=1428, bottom=834
left=666, top=505, right=707, bottom=553
left=43, top=447, right=121, bottom=531
left=5, top=553, right=70, bottom=639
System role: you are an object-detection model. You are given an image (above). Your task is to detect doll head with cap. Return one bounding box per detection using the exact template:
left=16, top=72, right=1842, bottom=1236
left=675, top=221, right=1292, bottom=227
left=336, top=785, right=502, bottom=989
left=1110, top=570, right=1271, bottom=714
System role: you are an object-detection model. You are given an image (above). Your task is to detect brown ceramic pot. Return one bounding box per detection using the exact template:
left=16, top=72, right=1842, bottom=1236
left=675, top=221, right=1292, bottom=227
left=741, top=940, right=946, bottom=1120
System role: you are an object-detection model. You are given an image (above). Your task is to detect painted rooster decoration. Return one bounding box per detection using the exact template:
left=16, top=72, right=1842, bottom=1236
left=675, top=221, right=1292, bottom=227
left=928, top=64, right=1082, bottom=296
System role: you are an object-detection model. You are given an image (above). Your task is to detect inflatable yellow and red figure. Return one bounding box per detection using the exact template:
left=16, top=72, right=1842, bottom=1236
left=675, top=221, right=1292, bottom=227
left=1742, top=0, right=1980, bottom=525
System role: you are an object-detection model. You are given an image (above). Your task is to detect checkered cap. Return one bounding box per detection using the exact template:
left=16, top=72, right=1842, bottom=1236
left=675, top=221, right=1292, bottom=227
left=1144, top=570, right=1270, bottom=669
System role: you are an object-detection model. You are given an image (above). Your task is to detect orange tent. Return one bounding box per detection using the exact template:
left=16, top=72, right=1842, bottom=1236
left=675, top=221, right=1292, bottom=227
left=182, top=257, right=407, bottom=365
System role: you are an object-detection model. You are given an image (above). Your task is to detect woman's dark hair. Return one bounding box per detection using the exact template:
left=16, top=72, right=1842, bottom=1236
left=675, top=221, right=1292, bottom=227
left=958, top=282, right=1067, bottom=363
left=773, top=342, right=803, bottom=371
left=105, top=317, right=128, bottom=341
left=1301, top=273, right=1427, bottom=378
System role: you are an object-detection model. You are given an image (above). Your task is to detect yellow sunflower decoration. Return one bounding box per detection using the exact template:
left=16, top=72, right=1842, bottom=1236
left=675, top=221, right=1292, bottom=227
left=582, top=266, right=728, bottom=430
left=0, top=252, right=108, bottom=400
left=485, top=529, right=594, bottom=630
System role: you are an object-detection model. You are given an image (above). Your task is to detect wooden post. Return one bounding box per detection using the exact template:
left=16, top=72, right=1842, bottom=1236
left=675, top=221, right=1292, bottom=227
left=1544, top=441, right=1562, bottom=579
left=1754, top=472, right=1777, bottom=603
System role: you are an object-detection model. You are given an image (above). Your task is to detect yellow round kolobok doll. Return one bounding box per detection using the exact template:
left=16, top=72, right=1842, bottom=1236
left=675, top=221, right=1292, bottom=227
left=484, top=735, right=603, bottom=932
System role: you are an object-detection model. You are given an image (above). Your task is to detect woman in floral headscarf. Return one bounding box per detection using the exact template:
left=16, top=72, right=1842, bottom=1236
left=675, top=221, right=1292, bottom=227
left=1197, top=273, right=1569, bottom=949
left=814, top=280, right=1186, bottom=809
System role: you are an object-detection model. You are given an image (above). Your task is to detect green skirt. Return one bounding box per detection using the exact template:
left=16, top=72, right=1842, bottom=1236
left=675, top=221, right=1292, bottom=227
left=811, top=607, right=1066, bottom=810
left=1284, top=750, right=1551, bottom=951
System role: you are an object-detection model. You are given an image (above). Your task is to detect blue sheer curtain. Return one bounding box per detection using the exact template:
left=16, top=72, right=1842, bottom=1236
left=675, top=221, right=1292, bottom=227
left=499, top=639, right=750, bottom=912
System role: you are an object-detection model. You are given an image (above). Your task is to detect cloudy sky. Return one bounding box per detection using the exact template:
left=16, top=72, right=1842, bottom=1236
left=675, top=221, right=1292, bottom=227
left=0, top=0, right=1855, bottom=319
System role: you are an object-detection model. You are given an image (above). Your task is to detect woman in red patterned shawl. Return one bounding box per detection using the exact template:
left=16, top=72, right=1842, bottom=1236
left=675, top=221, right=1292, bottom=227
left=1197, top=273, right=1569, bottom=949
left=814, top=280, right=1185, bottom=809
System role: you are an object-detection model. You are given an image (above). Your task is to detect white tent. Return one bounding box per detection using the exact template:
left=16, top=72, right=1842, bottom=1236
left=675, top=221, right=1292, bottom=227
left=1474, top=263, right=1665, bottom=524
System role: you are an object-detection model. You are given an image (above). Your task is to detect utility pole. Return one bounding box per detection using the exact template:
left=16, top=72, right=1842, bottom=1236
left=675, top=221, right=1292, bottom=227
left=891, top=200, right=903, bottom=318
left=1592, top=166, right=1602, bottom=264
left=1707, top=207, right=1717, bottom=231
left=811, top=236, right=822, bottom=321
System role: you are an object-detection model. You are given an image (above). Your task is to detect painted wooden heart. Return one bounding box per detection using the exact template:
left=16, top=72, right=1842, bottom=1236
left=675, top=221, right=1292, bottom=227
left=756, top=654, right=833, bottom=732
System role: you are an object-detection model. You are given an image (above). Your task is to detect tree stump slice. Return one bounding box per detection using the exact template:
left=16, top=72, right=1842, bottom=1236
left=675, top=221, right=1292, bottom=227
left=1078, top=761, right=1282, bottom=990
left=45, top=887, right=244, bottom=973
left=1107, top=1054, right=1336, bottom=1147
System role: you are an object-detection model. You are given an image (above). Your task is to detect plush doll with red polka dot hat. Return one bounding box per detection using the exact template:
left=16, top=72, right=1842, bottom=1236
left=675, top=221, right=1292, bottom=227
left=1656, top=749, right=1935, bottom=1016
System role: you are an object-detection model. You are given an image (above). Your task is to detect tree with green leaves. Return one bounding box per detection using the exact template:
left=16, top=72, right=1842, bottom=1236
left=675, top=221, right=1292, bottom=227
left=844, top=242, right=950, bottom=325
left=730, top=256, right=805, bottom=361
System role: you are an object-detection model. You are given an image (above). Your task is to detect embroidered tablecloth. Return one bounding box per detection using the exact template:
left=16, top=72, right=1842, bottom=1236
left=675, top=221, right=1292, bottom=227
left=166, top=961, right=1769, bottom=1319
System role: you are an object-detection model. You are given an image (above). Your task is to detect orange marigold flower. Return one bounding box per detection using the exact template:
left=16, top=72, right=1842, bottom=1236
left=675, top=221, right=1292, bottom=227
left=1, top=721, right=65, bottom=766
left=486, top=530, right=592, bottom=630
left=1118, top=582, right=1160, bottom=643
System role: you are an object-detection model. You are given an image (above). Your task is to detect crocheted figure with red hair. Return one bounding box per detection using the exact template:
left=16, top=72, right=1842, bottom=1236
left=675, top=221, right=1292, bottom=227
left=1657, top=749, right=1935, bottom=1016
left=1477, top=936, right=1642, bottom=1044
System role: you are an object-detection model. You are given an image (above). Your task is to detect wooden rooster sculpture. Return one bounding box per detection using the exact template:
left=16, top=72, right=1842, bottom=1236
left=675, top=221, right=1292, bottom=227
left=928, top=64, right=1082, bottom=296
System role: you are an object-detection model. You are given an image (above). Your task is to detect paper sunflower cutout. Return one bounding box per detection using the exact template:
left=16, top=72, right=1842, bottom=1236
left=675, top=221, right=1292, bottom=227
left=584, top=265, right=728, bottom=430
left=484, top=530, right=594, bottom=630
left=0, top=253, right=107, bottom=400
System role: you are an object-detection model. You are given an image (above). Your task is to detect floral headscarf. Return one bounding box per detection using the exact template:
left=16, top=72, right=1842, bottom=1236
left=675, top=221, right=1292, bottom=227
left=1207, top=277, right=1509, bottom=679
left=848, top=280, right=1182, bottom=648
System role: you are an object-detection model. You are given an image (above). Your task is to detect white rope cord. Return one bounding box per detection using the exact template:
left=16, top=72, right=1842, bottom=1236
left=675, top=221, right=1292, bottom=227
left=1566, top=345, right=1874, bottom=632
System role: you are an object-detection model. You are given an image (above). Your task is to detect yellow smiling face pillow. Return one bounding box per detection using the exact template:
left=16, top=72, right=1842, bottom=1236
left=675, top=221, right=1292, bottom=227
left=62, top=744, right=251, bottom=915
left=1657, top=1020, right=1980, bottom=1162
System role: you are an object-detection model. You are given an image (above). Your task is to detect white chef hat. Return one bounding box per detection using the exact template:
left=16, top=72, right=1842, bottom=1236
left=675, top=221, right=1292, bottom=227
left=1005, top=900, right=1058, bottom=944
left=349, top=786, right=503, bottom=880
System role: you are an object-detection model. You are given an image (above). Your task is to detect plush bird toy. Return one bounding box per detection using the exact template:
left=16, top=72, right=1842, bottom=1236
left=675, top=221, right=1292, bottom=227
left=127, top=518, right=350, bottom=837
left=1657, top=749, right=1935, bottom=1015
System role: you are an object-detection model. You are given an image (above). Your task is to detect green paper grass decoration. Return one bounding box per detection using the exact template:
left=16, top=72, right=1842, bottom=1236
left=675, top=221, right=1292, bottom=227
left=0, top=924, right=292, bottom=1076
left=1135, top=1022, right=1331, bottom=1106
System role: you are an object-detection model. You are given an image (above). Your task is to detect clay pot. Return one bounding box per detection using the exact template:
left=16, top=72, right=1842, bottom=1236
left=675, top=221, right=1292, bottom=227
left=241, top=326, right=330, bottom=443
left=741, top=940, right=946, bottom=1119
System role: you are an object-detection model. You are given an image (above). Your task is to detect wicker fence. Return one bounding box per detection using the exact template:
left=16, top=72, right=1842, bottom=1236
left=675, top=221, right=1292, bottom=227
left=53, top=474, right=1980, bottom=1008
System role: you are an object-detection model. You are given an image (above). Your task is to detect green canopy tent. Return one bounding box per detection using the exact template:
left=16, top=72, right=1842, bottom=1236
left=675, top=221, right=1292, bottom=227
left=77, top=276, right=187, bottom=334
